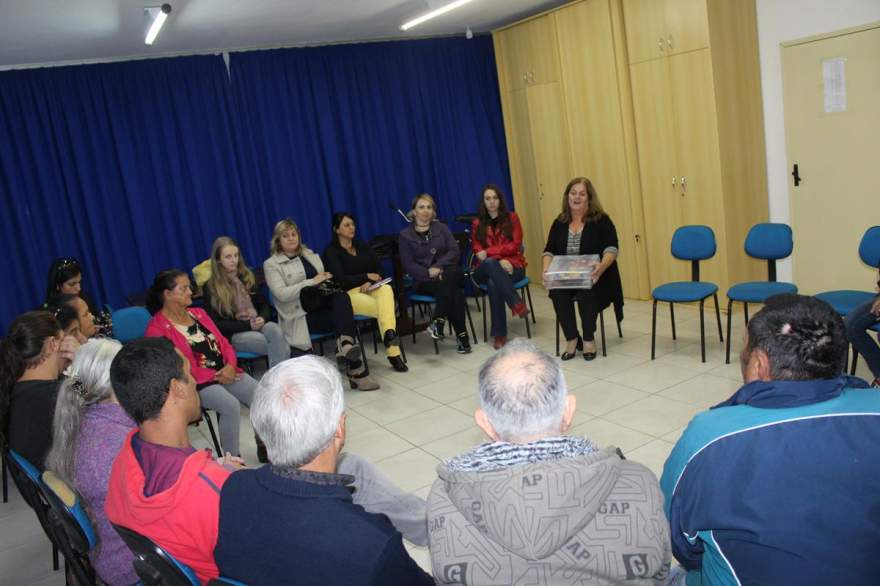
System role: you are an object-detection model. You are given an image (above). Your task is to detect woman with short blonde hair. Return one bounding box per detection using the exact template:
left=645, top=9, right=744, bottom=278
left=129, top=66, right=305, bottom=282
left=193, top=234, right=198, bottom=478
left=264, top=218, right=379, bottom=391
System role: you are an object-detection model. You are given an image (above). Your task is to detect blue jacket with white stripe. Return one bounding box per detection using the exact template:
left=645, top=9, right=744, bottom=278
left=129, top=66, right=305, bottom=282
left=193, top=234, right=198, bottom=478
left=660, top=376, right=880, bottom=585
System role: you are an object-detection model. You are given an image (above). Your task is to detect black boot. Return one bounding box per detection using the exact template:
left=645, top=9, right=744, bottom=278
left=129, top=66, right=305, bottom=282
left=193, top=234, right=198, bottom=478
left=388, top=355, right=408, bottom=372
left=383, top=329, right=400, bottom=348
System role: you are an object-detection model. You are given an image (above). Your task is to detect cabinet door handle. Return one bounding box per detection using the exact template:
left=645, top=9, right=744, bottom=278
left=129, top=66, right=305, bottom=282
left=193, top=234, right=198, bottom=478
left=680, top=176, right=687, bottom=193
left=528, top=71, right=534, bottom=82
left=635, top=234, right=641, bottom=243
left=658, top=36, right=665, bottom=51
left=667, top=34, right=673, bottom=49
left=672, top=176, right=677, bottom=189
left=522, top=73, right=528, bottom=82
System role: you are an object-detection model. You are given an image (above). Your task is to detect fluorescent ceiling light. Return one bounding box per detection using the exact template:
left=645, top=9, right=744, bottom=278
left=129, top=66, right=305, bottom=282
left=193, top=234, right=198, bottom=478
left=401, top=0, right=475, bottom=31
left=145, top=3, right=172, bottom=46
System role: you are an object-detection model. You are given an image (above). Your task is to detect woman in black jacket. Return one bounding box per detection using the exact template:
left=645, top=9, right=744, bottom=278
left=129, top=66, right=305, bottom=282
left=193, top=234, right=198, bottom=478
left=203, top=236, right=291, bottom=369
left=324, top=213, right=407, bottom=372
left=542, top=177, right=623, bottom=361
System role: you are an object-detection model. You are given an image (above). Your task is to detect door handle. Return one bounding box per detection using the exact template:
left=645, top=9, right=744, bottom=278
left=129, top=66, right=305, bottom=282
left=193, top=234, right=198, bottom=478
left=792, top=163, right=801, bottom=186
left=680, top=176, right=686, bottom=193
left=658, top=36, right=665, bottom=51
left=667, top=34, right=673, bottom=49
left=672, top=177, right=677, bottom=189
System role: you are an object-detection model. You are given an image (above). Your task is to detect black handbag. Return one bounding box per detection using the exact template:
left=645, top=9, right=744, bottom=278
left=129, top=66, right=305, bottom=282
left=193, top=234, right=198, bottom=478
left=300, top=280, right=344, bottom=312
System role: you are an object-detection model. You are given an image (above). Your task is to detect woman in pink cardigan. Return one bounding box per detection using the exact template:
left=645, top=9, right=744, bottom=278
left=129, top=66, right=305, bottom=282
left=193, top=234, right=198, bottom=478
left=145, top=269, right=257, bottom=457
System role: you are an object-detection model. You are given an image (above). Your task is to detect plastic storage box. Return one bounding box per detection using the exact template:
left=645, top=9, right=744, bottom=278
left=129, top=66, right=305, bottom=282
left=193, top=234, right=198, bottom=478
left=544, top=254, right=599, bottom=289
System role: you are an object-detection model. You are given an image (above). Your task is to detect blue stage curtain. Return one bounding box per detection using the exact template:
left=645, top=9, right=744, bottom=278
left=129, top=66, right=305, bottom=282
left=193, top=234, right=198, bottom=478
left=228, top=36, right=511, bottom=254
left=0, top=55, right=257, bottom=326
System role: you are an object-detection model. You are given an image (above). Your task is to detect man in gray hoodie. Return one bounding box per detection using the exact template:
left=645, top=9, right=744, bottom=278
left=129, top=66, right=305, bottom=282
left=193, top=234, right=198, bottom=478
left=427, top=339, right=672, bottom=585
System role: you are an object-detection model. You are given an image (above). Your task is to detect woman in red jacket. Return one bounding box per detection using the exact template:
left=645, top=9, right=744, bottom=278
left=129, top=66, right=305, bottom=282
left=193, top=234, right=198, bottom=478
left=145, top=269, right=256, bottom=458
left=471, top=184, right=529, bottom=349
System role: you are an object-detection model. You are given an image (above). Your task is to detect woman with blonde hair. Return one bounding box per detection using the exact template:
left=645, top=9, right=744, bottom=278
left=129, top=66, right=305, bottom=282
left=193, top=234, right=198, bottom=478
left=264, top=218, right=379, bottom=391
left=324, top=212, right=408, bottom=372
left=542, top=177, right=623, bottom=361
left=46, top=338, right=138, bottom=586
left=399, top=194, right=471, bottom=353
left=203, top=236, right=290, bottom=369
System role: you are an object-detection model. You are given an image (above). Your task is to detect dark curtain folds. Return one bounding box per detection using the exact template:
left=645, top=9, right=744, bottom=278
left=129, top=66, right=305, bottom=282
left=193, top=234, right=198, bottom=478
left=0, top=37, right=511, bottom=330
left=229, top=36, right=511, bottom=253
left=0, top=55, right=256, bottom=326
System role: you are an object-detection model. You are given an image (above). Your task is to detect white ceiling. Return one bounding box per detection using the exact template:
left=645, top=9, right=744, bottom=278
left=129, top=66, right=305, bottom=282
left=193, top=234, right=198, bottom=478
left=0, top=0, right=571, bottom=69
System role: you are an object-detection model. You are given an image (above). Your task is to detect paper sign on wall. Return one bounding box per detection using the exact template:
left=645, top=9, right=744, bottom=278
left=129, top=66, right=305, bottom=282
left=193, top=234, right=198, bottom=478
left=823, top=57, right=847, bottom=113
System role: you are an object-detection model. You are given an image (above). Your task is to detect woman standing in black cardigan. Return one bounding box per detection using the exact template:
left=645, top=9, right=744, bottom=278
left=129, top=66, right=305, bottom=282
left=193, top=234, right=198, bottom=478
left=542, top=177, right=624, bottom=360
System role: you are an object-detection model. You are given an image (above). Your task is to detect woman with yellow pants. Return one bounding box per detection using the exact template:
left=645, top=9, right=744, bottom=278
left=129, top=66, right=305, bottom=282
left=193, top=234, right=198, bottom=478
left=323, top=212, right=408, bottom=372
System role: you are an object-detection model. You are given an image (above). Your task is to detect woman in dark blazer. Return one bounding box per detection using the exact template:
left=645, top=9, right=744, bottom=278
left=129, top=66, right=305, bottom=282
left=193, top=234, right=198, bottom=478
left=542, top=177, right=623, bottom=360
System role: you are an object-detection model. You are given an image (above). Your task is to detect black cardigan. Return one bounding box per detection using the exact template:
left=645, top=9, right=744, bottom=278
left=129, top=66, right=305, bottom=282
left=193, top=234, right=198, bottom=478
left=322, top=240, right=384, bottom=290
left=543, top=214, right=625, bottom=322
left=201, top=281, right=272, bottom=338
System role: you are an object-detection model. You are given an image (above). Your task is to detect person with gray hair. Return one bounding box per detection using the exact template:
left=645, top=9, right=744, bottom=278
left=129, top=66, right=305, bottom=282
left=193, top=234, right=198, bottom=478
left=428, top=339, right=672, bottom=585
left=45, top=338, right=139, bottom=586
left=214, top=355, right=433, bottom=585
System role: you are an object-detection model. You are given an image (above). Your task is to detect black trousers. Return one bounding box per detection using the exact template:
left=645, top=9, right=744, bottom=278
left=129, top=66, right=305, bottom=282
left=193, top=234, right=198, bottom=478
left=307, top=291, right=356, bottom=339
left=414, top=265, right=467, bottom=336
left=550, top=288, right=599, bottom=342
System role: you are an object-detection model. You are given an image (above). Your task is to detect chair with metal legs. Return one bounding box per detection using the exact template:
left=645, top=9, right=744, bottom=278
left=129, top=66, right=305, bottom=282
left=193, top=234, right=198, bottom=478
left=651, top=226, right=723, bottom=363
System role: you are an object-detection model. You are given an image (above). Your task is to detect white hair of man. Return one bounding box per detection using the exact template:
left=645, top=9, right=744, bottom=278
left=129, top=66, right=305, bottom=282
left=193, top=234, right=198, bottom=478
left=478, top=339, right=568, bottom=441
left=250, top=355, right=345, bottom=468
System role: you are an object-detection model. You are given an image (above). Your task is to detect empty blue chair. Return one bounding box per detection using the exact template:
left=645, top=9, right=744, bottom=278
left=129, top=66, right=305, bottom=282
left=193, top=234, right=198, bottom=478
left=725, top=223, right=798, bottom=363
left=651, top=226, right=724, bottom=363
left=111, top=306, right=152, bottom=342
left=816, top=226, right=880, bottom=316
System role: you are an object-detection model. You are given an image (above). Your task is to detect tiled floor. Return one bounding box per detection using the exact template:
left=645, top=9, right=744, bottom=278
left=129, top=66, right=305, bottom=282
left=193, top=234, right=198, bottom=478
left=3, top=288, right=875, bottom=582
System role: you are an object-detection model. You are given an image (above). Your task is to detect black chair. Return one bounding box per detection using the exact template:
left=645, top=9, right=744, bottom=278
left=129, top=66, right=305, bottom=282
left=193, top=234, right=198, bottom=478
left=41, top=471, right=98, bottom=585
left=113, top=523, right=199, bottom=586
left=200, top=409, right=224, bottom=456
left=2, top=450, right=8, bottom=503
left=5, top=449, right=60, bottom=571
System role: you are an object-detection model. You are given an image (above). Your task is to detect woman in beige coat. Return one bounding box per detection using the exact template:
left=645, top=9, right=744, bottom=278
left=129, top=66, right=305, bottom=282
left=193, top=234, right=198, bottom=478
left=264, top=218, right=379, bottom=391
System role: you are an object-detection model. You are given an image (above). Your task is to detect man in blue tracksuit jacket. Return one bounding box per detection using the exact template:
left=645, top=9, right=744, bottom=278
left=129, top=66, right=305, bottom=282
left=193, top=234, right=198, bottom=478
left=661, top=294, right=880, bottom=585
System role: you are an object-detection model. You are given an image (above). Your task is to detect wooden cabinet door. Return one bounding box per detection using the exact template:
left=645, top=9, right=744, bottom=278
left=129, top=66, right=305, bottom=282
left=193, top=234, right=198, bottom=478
left=523, top=14, right=561, bottom=85
left=556, top=0, right=646, bottom=299
left=630, top=58, right=687, bottom=285
left=496, top=25, right=529, bottom=91
left=526, top=82, right=573, bottom=241
left=506, top=90, right=544, bottom=282
left=622, top=0, right=666, bottom=63
left=669, top=49, right=727, bottom=288
left=665, top=0, right=709, bottom=56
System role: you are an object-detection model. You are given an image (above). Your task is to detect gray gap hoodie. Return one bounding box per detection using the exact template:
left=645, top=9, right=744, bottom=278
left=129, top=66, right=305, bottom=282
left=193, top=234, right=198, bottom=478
left=428, top=445, right=671, bottom=585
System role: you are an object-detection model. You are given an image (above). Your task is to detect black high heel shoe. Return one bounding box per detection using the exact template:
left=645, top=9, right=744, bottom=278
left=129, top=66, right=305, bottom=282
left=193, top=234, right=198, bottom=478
left=388, top=355, right=409, bottom=372
left=561, top=337, right=583, bottom=361
left=583, top=340, right=597, bottom=361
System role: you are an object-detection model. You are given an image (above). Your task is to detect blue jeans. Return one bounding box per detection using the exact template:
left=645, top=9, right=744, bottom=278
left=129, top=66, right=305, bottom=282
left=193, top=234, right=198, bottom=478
left=845, top=297, right=880, bottom=380
left=472, top=258, right=525, bottom=337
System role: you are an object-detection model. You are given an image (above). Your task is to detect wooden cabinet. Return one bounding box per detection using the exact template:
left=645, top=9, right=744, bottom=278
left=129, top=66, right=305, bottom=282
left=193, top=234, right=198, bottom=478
left=497, top=14, right=560, bottom=91
left=494, top=0, right=767, bottom=298
left=622, top=0, right=708, bottom=63
left=627, top=0, right=768, bottom=293
left=554, top=0, right=651, bottom=298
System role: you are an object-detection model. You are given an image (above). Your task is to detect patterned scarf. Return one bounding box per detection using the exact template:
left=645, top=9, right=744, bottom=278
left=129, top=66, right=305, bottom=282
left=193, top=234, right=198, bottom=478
left=446, top=436, right=597, bottom=472
left=228, top=274, right=257, bottom=321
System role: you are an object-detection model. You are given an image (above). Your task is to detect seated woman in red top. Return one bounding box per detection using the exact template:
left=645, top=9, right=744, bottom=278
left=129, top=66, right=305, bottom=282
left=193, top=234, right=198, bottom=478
left=471, top=184, right=529, bottom=349
left=145, top=269, right=256, bottom=457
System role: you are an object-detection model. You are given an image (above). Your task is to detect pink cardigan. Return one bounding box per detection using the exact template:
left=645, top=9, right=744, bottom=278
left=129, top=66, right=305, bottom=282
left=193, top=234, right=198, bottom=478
left=145, top=308, right=241, bottom=386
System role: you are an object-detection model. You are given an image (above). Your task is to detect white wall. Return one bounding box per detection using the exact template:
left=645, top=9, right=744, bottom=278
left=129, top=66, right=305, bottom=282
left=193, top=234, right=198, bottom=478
left=756, top=0, right=880, bottom=281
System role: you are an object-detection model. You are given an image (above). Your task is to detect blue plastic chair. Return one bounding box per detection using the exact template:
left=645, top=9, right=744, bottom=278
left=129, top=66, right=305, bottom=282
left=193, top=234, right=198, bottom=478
left=111, top=306, right=152, bottom=342
left=6, top=450, right=60, bottom=571
left=113, top=523, right=200, bottom=585
left=41, top=471, right=98, bottom=585
left=817, top=226, right=880, bottom=373
left=235, top=351, right=267, bottom=376
left=651, top=226, right=724, bottom=362
left=724, top=223, right=798, bottom=363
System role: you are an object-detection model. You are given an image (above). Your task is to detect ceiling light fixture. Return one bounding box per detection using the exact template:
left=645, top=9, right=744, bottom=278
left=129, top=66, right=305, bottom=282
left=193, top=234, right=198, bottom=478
left=401, top=0, right=475, bottom=31
left=145, top=3, right=172, bottom=46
